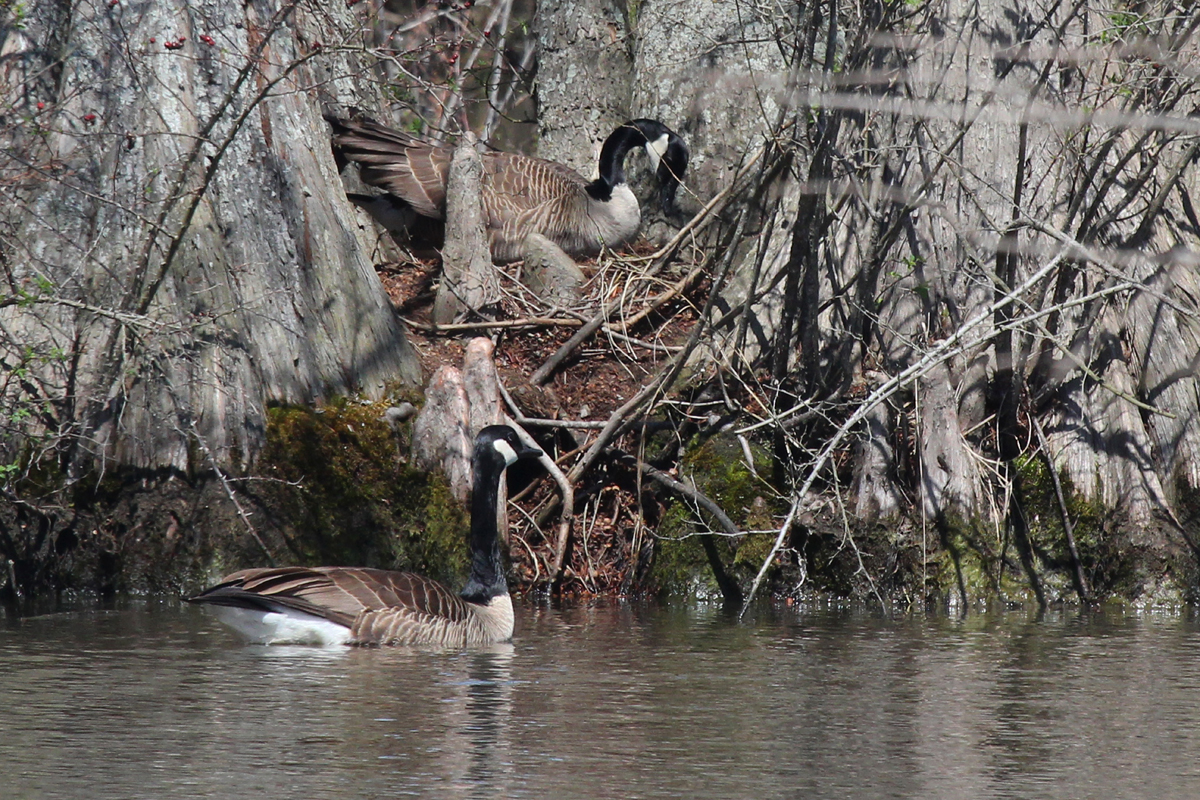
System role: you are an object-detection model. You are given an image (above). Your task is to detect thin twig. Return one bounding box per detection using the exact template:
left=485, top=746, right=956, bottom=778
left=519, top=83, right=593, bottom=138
left=504, top=414, right=574, bottom=587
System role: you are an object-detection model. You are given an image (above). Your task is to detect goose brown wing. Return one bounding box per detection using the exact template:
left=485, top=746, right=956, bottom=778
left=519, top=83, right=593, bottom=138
left=331, top=117, right=591, bottom=226
left=330, top=118, right=450, bottom=218
left=191, top=566, right=469, bottom=629
left=481, top=151, right=588, bottom=223
left=349, top=601, right=480, bottom=646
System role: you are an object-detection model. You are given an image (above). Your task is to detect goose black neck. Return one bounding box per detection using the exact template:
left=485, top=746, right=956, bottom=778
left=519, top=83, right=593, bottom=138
left=586, top=123, right=649, bottom=201
left=461, top=455, right=508, bottom=603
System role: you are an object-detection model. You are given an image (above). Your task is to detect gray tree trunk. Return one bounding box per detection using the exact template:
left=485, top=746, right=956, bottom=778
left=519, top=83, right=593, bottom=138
left=0, top=0, right=421, bottom=480
left=534, top=0, right=1200, bottom=602
left=434, top=133, right=499, bottom=324
left=534, top=0, right=633, bottom=173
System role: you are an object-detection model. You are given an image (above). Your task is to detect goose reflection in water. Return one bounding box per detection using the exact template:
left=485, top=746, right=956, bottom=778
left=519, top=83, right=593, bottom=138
left=462, top=644, right=515, bottom=798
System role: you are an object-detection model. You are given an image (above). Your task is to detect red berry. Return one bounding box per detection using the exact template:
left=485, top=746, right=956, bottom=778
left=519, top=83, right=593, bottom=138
left=82, top=113, right=96, bottom=123
left=149, top=37, right=155, bottom=43
left=36, top=101, right=44, bottom=110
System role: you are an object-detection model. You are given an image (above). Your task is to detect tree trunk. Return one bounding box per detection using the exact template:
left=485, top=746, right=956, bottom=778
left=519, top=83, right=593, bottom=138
left=0, top=1, right=426, bottom=595
left=0, top=0, right=421, bottom=477
left=534, top=0, right=633, bottom=172
left=434, top=133, right=498, bottom=324
left=535, top=0, right=1200, bottom=603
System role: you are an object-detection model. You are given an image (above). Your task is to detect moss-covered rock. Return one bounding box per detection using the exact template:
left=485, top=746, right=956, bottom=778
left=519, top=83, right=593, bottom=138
left=256, top=399, right=468, bottom=587
left=650, top=434, right=781, bottom=599
left=1013, top=454, right=1134, bottom=600
left=927, top=513, right=1038, bottom=607
left=0, top=395, right=480, bottom=605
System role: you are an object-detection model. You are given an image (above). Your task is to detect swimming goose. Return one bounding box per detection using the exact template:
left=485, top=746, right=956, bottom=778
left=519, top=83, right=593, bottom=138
left=187, top=425, right=541, bottom=647
left=328, top=116, right=689, bottom=262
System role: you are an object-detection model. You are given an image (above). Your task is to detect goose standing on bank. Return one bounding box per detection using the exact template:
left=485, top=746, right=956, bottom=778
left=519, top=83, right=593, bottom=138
left=328, top=116, right=689, bottom=262
left=187, top=426, right=541, bottom=647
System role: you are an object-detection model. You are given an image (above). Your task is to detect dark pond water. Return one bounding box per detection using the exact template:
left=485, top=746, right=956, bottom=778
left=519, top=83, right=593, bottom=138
left=2, top=600, right=1200, bottom=799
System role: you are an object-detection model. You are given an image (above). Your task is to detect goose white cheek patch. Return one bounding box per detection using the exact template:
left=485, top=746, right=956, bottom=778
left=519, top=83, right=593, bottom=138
left=645, top=133, right=670, bottom=173
left=492, top=439, right=519, bottom=466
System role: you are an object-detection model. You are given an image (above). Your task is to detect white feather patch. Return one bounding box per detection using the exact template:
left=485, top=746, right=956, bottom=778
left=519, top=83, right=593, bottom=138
left=644, top=133, right=670, bottom=173
left=206, top=606, right=350, bottom=646
left=492, top=438, right=519, bottom=466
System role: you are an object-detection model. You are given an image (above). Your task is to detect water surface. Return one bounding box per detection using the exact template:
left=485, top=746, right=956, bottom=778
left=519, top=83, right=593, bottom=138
left=2, top=601, right=1199, bottom=799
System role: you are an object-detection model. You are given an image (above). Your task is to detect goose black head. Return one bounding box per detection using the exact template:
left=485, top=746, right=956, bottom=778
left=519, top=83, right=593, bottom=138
left=591, top=119, right=689, bottom=210
left=628, top=119, right=689, bottom=218
left=475, top=425, right=543, bottom=470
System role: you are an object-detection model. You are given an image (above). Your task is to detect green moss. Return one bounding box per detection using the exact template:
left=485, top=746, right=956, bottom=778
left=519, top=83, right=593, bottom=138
left=731, top=528, right=775, bottom=571
left=258, top=399, right=468, bottom=585
left=680, top=436, right=770, bottom=512
left=915, top=455, right=1145, bottom=605
left=928, top=514, right=1034, bottom=605
left=652, top=526, right=721, bottom=599
left=1013, top=454, right=1127, bottom=597
left=649, top=435, right=781, bottom=598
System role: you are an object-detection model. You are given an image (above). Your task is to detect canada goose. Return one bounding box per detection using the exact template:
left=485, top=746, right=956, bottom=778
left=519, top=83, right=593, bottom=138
left=328, top=116, right=689, bottom=262
left=187, top=425, right=541, bottom=647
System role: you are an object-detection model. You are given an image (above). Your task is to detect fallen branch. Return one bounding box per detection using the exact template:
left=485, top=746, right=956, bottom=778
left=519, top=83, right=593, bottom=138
left=528, top=301, right=616, bottom=385
left=506, top=418, right=608, bottom=429
left=402, top=316, right=583, bottom=332
left=404, top=313, right=681, bottom=354
left=616, top=453, right=740, bottom=533
left=616, top=260, right=709, bottom=333
left=614, top=452, right=744, bottom=605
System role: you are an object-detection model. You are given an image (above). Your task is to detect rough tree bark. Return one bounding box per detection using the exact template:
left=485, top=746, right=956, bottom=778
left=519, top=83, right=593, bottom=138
left=433, top=133, right=499, bottom=324
left=536, top=0, right=1200, bottom=604
left=0, top=0, right=420, bottom=472
left=534, top=0, right=633, bottom=173
left=0, top=0, right=422, bottom=593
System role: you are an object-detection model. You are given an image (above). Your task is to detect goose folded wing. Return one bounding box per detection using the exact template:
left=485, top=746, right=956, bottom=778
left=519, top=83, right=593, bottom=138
left=480, top=154, right=592, bottom=250
left=194, top=567, right=470, bottom=629
left=360, top=144, right=449, bottom=220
